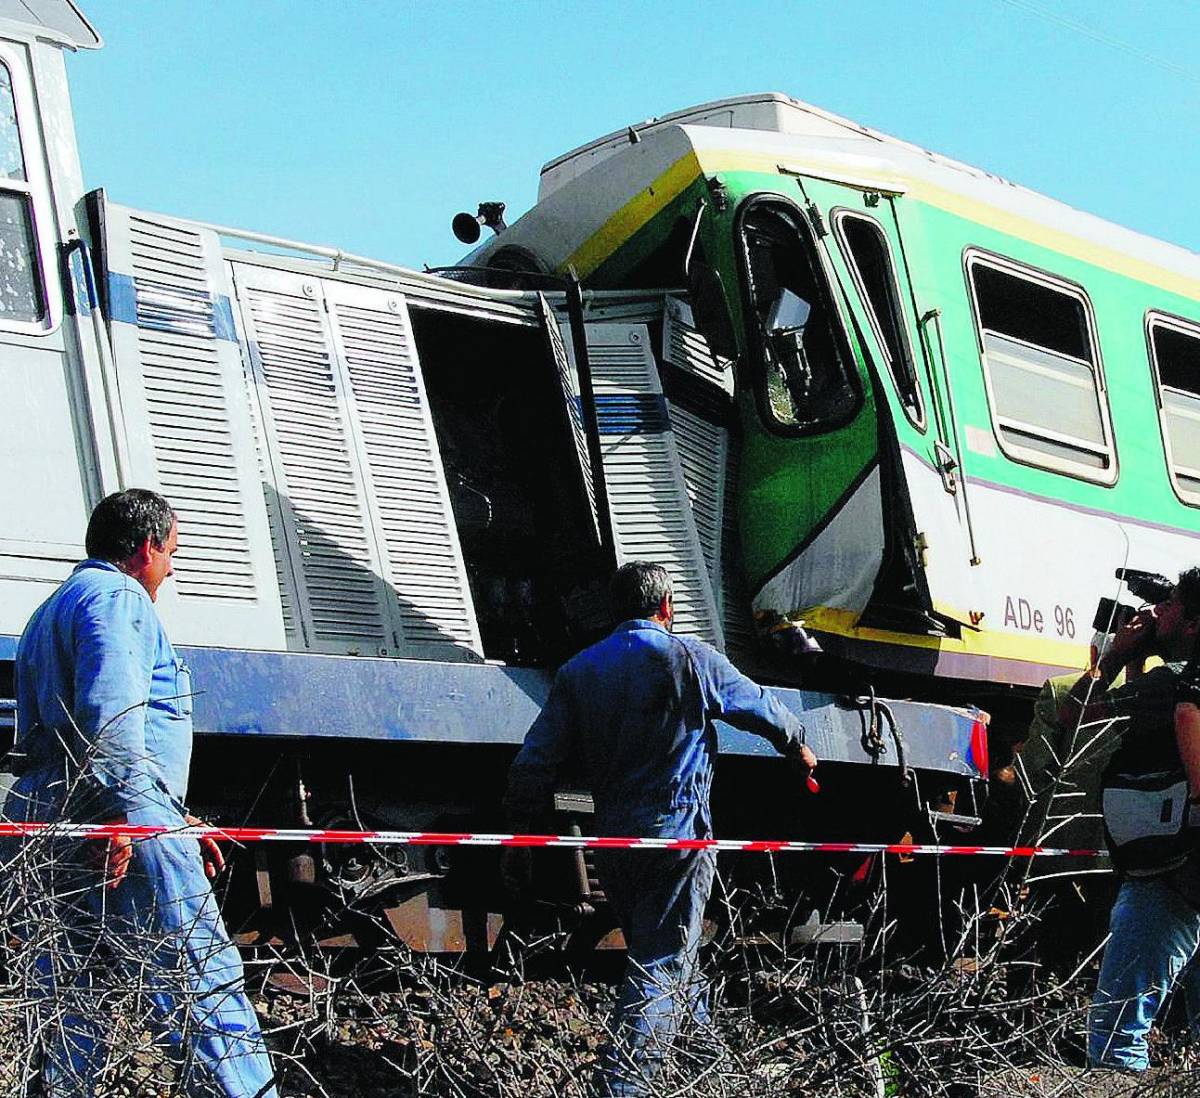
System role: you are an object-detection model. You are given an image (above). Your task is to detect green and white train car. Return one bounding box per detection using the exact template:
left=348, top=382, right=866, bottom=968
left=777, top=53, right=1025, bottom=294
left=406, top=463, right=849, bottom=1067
left=466, top=92, right=1200, bottom=694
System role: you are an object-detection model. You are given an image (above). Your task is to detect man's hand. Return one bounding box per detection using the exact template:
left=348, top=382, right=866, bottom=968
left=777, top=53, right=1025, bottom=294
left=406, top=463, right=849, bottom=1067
left=787, top=743, right=819, bottom=793
left=1103, top=605, right=1159, bottom=673
left=794, top=744, right=818, bottom=772
left=94, top=817, right=132, bottom=890
left=185, top=814, right=225, bottom=880
left=1060, top=606, right=1158, bottom=727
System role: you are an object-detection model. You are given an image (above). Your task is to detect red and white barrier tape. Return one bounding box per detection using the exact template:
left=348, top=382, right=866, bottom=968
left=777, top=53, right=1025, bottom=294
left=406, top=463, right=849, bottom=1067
left=0, top=821, right=1105, bottom=858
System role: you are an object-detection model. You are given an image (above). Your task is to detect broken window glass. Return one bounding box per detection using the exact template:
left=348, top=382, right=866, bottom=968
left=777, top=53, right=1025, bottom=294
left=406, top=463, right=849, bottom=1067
left=740, top=202, right=857, bottom=432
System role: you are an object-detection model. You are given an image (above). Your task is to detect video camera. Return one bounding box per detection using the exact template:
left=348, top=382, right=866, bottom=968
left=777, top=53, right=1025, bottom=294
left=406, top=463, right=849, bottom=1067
left=1092, top=567, right=1176, bottom=635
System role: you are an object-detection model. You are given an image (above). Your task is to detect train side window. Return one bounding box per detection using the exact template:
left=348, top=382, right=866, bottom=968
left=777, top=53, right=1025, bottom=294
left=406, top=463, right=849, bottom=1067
left=834, top=211, right=923, bottom=427
left=1147, top=314, right=1200, bottom=505
left=738, top=199, right=858, bottom=434
left=966, top=252, right=1113, bottom=480
left=0, top=62, right=44, bottom=325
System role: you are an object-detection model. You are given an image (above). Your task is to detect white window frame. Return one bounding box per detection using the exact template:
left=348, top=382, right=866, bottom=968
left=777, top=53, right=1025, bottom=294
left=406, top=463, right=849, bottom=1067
left=965, top=249, right=1115, bottom=485
left=0, top=42, right=58, bottom=336
left=1146, top=310, right=1200, bottom=508
left=832, top=208, right=925, bottom=430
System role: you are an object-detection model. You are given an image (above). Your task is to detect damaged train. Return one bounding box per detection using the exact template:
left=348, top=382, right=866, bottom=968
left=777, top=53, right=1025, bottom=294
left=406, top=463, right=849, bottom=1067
left=2, top=5, right=1193, bottom=947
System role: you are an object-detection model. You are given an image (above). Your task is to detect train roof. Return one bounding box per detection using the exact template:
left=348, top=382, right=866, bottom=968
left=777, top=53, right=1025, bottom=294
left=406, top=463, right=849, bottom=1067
left=539, top=92, right=953, bottom=198
left=524, top=92, right=1200, bottom=299
left=0, top=0, right=99, bottom=48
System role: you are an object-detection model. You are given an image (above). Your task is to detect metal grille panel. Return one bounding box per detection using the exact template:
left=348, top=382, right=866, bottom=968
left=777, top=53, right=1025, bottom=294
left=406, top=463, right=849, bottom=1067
left=574, top=322, right=722, bottom=647
left=241, top=281, right=390, bottom=652
left=126, top=219, right=255, bottom=600
left=128, top=216, right=210, bottom=294
left=662, top=296, right=734, bottom=397
left=660, top=295, right=752, bottom=658
left=325, top=284, right=481, bottom=657
left=717, top=431, right=755, bottom=661
left=670, top=405, right=724, bottom=581
left=539, top=293, right=599, bottom=540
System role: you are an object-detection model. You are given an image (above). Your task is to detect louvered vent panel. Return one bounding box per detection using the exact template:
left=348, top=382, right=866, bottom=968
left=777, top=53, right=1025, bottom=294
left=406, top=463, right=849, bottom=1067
left=126, top=219, right=255, bottom=601
left=583, top=324, right=722, bottom=646
left=128, top=216, right=210, bottom=294
left=718, top=431, right=756, bottom=662
left=663, top=297, right=734, bottom=396
left=669, top=399, right=728, bottom=641
left=266, top=495, right=300, bottom=643
left=660, top=299, right=750, bottom=657
left=244, top=286, right=389, bottom=649
left=227, top=264, right=302, bottom=644
left=327, top=291, right=481, bottom=656
left=539, top=294, right=599, bottom=538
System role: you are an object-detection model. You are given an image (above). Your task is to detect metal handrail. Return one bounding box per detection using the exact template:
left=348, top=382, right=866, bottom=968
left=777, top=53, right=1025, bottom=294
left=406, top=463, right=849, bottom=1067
left=61, top=233, right=131, bottom=488
left=185, top=216, right=540, bottom=303
left=920, top=307, right=981, bottom=567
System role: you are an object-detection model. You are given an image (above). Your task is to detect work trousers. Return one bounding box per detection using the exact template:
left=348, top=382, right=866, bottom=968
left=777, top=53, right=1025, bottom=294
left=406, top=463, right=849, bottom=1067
left=1088, top=873, right=1200, bottom=1071
left=6, top=777, right=278, bottom=1098
left=592, top=846, right=716, bottom=1097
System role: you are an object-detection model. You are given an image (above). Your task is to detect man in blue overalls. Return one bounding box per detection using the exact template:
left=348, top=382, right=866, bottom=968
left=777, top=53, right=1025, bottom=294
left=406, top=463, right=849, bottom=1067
left=504, top=560, right=817, bottom=1096
left=5, top=489, right=277, bottom=1098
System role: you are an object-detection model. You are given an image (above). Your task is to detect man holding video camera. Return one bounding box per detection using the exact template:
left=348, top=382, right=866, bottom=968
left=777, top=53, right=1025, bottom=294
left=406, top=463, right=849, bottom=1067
left=1058, top=567, right=1200, bottom=1072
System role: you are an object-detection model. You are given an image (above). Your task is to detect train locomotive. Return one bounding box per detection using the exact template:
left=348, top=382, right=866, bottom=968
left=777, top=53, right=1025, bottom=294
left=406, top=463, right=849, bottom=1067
left=11, top=5, right=1193, bottom=948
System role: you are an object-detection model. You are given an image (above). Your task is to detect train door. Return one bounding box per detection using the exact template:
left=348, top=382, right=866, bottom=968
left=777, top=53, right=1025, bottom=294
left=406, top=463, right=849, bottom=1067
left=813, top=188, right=944, bottom=633
left=874, top=192, right=982, bottom=630
left=732, top=188, right=886, bottom=643
left=770, top=176, right=980, bottom=646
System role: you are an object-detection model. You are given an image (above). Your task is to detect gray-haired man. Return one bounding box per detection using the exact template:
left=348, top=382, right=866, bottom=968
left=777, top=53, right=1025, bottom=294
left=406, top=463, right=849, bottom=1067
left=505, top=561, right=816, bottom=1095
left=7, top=489, right=277, bottom=1097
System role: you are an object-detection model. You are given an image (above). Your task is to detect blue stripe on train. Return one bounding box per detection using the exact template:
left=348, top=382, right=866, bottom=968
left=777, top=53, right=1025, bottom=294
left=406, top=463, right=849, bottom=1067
left=104, top=281, right=663, bottom=432
left=107, top=272, right=238, bottom=343
left=594, top=393, right=669, bottom=434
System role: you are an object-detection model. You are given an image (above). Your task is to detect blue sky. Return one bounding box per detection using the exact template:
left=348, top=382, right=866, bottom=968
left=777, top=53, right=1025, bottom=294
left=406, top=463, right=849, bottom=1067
left=68, top=1, right=1200, bottom=271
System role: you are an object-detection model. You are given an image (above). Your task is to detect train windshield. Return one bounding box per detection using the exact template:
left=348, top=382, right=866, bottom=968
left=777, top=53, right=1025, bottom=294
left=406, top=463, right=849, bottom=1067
left=738, top=200, right=858, bottom=433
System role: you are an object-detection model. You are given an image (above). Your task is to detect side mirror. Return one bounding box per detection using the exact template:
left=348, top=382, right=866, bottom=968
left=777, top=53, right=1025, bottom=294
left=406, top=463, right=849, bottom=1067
left=687, top=262, right=738, bottom=361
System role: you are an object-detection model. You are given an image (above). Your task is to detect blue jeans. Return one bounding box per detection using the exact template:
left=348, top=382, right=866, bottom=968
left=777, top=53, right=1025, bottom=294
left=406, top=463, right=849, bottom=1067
left=593, top=846, right=716, bottom=1097
left=8, top=776, right=278, bottom=1098
left=1089, top=874, right=1200, bottom=1070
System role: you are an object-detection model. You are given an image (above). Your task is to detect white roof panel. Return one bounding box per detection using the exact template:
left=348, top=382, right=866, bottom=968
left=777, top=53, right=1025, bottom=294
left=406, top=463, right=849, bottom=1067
left=0, top=0, right=100, bottom=48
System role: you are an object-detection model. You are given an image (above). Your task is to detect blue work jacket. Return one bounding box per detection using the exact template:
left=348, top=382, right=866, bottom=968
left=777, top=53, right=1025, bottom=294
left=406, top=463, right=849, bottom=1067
left=504, top=618, right=805, bottom=839
left=10, top=559, right=193, bottom=818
